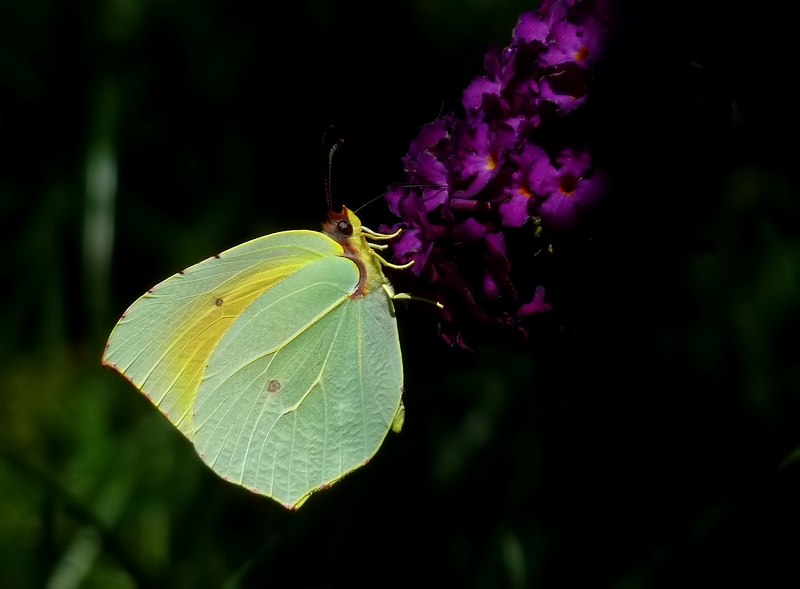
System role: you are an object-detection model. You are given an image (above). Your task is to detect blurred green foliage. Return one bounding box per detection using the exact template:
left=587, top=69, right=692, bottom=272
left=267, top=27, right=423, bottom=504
left=2, top=0, right=799, bottom=587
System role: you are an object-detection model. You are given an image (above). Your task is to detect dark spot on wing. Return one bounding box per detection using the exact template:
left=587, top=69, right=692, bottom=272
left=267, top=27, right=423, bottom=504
left=215, top=297, right=224, bottom=307
left=267, top=379, right=281, bottom=393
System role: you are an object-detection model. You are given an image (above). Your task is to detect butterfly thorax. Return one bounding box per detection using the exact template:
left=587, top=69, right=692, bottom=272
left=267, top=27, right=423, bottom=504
left=323, top=207, right=389, bottom=298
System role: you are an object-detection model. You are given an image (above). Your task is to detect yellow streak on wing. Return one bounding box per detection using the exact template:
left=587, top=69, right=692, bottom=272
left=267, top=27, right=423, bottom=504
left=129, top=262, right=307, bottom=439
left=166, top=268, right=300, bottom=435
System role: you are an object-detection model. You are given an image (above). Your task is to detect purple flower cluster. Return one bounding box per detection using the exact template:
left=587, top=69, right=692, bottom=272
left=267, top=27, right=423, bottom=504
left=384, top=0, right=611, bottom=347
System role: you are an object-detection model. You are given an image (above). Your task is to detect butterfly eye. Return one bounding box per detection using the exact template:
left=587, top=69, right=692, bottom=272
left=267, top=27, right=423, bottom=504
left=337, top=220, right=353, bottom=236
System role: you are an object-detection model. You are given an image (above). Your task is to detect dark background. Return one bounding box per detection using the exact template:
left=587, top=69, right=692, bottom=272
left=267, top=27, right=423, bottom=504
left=2, top=1, right=799, bottom=587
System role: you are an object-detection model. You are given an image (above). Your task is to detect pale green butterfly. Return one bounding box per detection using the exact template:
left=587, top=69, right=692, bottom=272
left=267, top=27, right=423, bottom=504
left=102, top=204, right=413, bottom=509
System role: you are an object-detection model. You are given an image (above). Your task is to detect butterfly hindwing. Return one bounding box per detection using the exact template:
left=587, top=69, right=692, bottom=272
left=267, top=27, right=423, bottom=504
left=193, top=255, right=402, bottom=508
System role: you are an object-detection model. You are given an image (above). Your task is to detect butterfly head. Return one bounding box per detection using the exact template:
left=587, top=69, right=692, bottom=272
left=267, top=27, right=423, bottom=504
left=323, top=206, right=363, bottom=247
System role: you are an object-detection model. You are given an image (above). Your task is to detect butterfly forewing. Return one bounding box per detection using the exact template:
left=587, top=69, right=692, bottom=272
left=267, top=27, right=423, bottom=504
left=102, top=230, right=343, bottom=438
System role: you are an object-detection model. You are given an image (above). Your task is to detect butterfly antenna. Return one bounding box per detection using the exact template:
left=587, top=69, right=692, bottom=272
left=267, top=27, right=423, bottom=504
left=354, top=183, right=443, bottom=215
left=325, top=139, right=344, bottom=213
left=354, top=189, right=389, bottom=215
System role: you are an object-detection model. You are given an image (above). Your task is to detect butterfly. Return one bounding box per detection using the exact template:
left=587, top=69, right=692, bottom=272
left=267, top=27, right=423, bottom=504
left=102, top=205, right=411, bottom=509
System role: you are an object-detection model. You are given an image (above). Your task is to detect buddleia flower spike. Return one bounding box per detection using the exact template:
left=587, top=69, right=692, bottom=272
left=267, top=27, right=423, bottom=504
left=383, top=0, right=614, bottom=348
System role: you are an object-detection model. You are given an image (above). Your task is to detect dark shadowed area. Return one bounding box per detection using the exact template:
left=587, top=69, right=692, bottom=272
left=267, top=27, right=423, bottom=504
left=2, top=1, right=799, bottom=587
